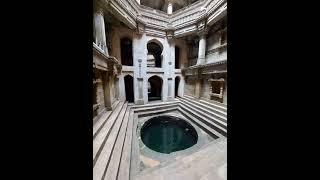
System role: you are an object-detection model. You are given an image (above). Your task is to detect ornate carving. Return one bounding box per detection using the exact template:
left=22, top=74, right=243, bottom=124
left=107, top=61, right=114, bottom=76
left=105, top=0, right=226, bottom=38
left=197, top=18, right=208, bottom=36
left=116, top=64, right=122, bottom=74
left=136, top=15, right=145, bottom=34
left=166, top=31, right=174, bottom=40
left=166, top=22, right=175, bottom=40
left=137, top=23, right=144, bottom=34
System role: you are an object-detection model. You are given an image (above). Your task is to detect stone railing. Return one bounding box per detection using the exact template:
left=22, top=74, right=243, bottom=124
left=93, top=43, right=122, bottom=74
left=182, top=60, right=227, bottom=76
left=206, top=43, right=227, bottom=55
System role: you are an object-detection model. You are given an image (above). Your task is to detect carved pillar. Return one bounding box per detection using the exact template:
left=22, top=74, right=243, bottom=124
left=167, top=1, right=173, bottom=14
left=137, top=59, right=144, bottom=104
left=197, top=32, right=207, bottom=65
left=94, top=7, right=108, bottom=55
left=196, top=17, right=208, bottom=65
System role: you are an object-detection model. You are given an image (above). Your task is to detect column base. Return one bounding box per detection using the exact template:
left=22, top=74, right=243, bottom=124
left=136, top=99, right=144, bottom=105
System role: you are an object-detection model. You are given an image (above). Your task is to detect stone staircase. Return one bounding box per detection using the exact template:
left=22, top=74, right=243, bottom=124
left=178, top=96, right=227, bottom=138
left=93, top=101, right=133, bottom=180
left=92, top=97, right=227, bottom=180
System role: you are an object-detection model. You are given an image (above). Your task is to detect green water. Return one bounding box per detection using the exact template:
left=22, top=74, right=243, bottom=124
left=141, top=116, right=198, bottom=154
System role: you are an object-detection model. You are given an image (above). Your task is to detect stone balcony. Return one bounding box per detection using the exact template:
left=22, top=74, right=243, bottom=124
left=93, top=43, right=121, bottom=74
left=182, top=59, right=227, bottom=76
left=101, top=0, right=227, bottom=37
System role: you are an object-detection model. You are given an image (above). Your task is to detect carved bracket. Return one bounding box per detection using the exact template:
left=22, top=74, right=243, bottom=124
left=136, top=15, right=146, bottom=34
left=166, top=23, right=175, bottom=40
left=197, top=18, right=208, bottom=36
left=107, top=61, right=115, bottom=76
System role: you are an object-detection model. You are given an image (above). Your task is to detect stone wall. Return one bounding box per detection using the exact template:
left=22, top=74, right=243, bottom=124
left=96, top=81, right=105, bottom=113
left=206, top=29, right=227, bottom=63
left=200, top=75, right=211, bottom=100
left=184, top=77, right=196, bottom=96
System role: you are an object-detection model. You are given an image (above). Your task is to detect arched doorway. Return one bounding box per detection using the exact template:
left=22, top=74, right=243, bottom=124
left=175, top=76, right=180, bottom=97
left=120, top=37, right=133, bottom=66
left=175, top=46, right=180, bottom=69
left=124, top=75, right=134, bottom=102
left=148, top=75, right=163, bottom=101
left=147, top=41, right=163, bottom=68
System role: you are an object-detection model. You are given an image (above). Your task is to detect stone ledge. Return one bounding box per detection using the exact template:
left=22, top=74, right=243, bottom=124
left=93, top=43, right=120, bottom=65
left=185, top=59, right=227, bottom=70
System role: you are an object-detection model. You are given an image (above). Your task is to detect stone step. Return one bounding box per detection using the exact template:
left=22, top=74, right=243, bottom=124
left=130, top=113, right=140, bottom=180
left=179, top=98, right=227, bottom=124
left=133, top=102, right=179, bottom=113
left=134, top=138, right=227, bottom=180
left=179, top=96, right=227, bottom=118
left=137, top=107, right=178, bottom=118
left=93, top=103, right=128, bottom=180
left=184, top=95, right=227, bottom=112
left=199, top=98, right=227, bottom=110
left=118, top=109, right=135, bottom=180
left=179, top=102, right=227, bottom=136
left=177, top=107, right=223, bottom=139
left=199, top=96, right=227, bottom=108
left=103, top=106, right=131, bottom=180
left=131, top=100, right=179, bottom=109
left=93, top=101, right=123, bottom=139
left=93, top=102, right=127, bottom=163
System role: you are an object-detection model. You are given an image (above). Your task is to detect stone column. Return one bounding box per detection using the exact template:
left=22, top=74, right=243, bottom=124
left=133, top=33, right=147, bottom=105
left=194, top=70, right=201, bottom=98
left=94, top=7, right=108, bottom=55
left=167, top=1, right=173, bottom=14
left=196, top=31, right=207, bottom=65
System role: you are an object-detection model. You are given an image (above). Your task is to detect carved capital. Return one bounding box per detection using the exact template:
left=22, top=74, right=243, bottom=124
left=116, top=64, right=122, bottom=74
left=166, top=30, right=174, bottom=40
left=197, top=19, right=207, bottom=32
left=197, top=28, right=208, bottom=37
left=94, top=6, right=104, bottom=15
left=136, top=14, right=146, bottom=34
left=137, top=23, right=145, bottom=34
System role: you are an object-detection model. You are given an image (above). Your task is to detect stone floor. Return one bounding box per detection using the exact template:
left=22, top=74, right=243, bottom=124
left=135, top=138, right=227, bottom=180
